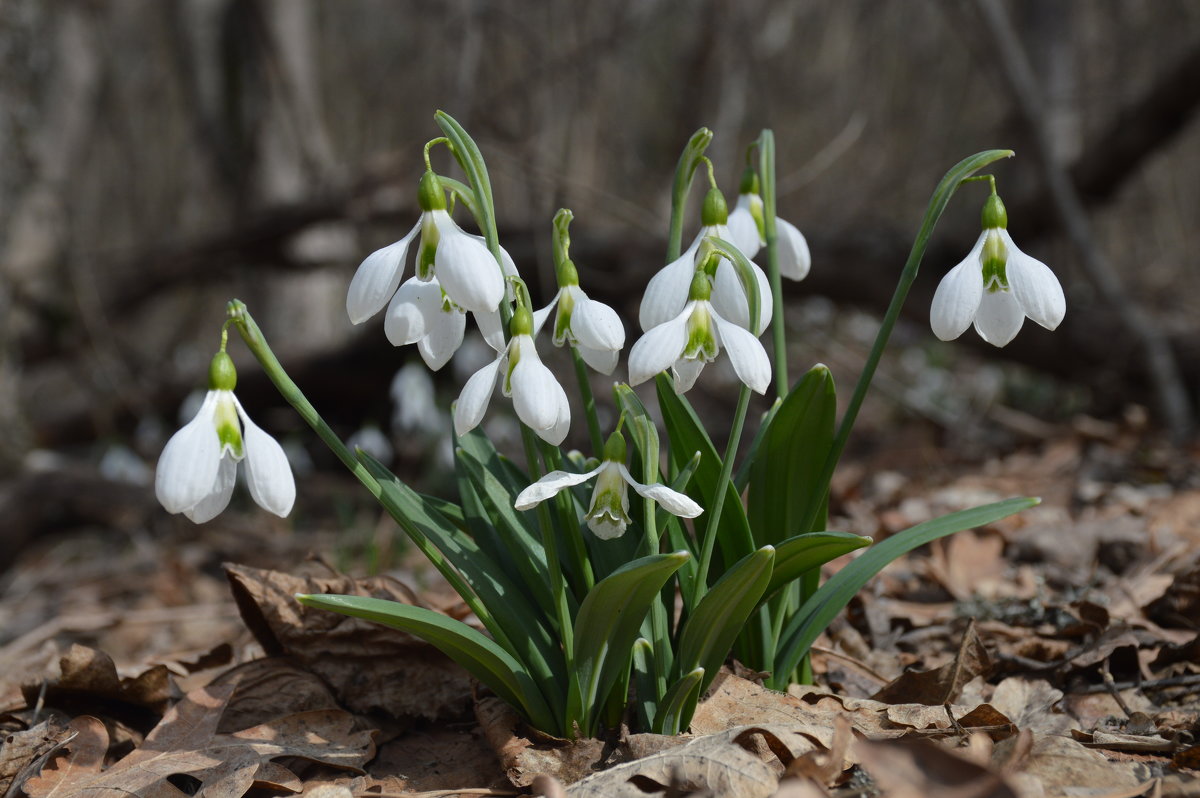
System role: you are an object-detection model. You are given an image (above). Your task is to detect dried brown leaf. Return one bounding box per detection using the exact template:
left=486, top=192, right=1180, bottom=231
left=24, top=684, right=375, bottom=798
left=475, top=696, right=603, bottom=788
left=854, top=736, right=1021, bottom=798
left=873, top=620, right=992, bottom=706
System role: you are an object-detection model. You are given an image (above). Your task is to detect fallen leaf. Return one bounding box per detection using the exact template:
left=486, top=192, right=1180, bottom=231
left=994, top=732, right=1150, bottom=796
left=24, top=684, right=375, bottom=798
left=854, top=735, right=1021, bottom=798
left=872, top=619, right=992, bottom=705
left=475, top=696, right=604, bottom=788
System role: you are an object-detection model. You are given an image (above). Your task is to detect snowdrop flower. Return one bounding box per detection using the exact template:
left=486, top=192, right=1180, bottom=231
left=639, top=187, right=772, bottom=334
left=454, top=306, right=571, bottom=445
left=930, top=194, right=1065, bottom=347
left=347, top=170, right=508, bottom=323
left=726, top=170, right=812, bottom=282
left=532, top=259, right=624, bottom=374
left=384, top=275, right=504, bottom=370
left=514, top=432, right=702, bottom=539
left=155, top=351, right=295, bottom=523
left=629, top=271, right=771, bottom=394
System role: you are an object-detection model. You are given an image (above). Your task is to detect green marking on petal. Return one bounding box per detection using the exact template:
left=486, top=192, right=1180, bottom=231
left=981, top=229, right=1009, bottom=291
left=213, top=394, right=244, bottom=458
left=684, top=304, right=718, bottom=362
left=417, top=215, right=439, bottom=280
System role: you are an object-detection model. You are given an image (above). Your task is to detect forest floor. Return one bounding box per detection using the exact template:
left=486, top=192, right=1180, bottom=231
left=2, top=406, right=1199, bottom=797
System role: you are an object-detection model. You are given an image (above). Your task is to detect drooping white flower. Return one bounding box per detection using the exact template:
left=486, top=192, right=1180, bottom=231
left=454, top=307, right=571, bottom=445
left=629, top=271, right=771, bottom=394
left=532, top=260, right=624, bottom=374
left=513, top=432, right=702, bottom=539
left=384, top=275, right=505, bottom=370
left=346, top=170, right=509, bottom=324
left=930, top=194, right=1065, bottom=348
left=726, top=180, right=812, bottom=282
left=639, top=187, right=772, bottom=335
left=155, top=352, right=295, bottom=523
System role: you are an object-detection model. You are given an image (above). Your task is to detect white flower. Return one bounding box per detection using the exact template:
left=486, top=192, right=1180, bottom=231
left=384, top=275, right=504, bottom=370
left=453, top=315, right=571, bottom=445
left=930, top=228, right=1065, bottom=348
left=155, top=389, right=295, bottom=523
left=639, top=188, right=772, bottom=335
left=532, top=282, right=625, bottom=375
left=628, top=296, right=771, bottom=395
left=727, top=192, right=812, bottom=282
left=514, top=440, right=702, bottom=539
left=346, top=171, right=511, bottom=323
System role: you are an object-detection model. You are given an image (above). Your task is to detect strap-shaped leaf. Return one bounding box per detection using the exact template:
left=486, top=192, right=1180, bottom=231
left=734, top=398, right=782, bottom=492
left=762, top=531, right=872, bottom=602
left=655, top=375, right=756, bottom=568
left=653, top=668, right=705, bottom=735
left=677, top=546, right=774, bottom=696
left=355, top=451, right=565, bottom=711
left=570, top=551, right=690, bottom=735
left=747, top=365, right=836, bottom=545
left=771, top=497, right=1038, bottom=688
left=296, top=594, right=558, bottom=734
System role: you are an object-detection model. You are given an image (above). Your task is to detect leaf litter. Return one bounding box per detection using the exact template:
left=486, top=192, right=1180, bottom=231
left=1, top=421, right=1199, bottom=797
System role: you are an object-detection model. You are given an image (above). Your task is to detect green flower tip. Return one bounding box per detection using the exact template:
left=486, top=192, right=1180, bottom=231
left=602, top=430, right=627, bottom=463
left=687, top=270, right=713, bottom=302
left=701, top=187, right=728, bottom=226
left=510, top=305, right=534, bottom=337
left=558, top=259, right=580, bottom=287
left=418, top=170, right=448, bottom=211
left=225, top=299, right=247, bottom=319
left=208, top=351, right=237, bottom=391
left=738, top=166, right=760, bottom=196
left=981, top=193, right=1007, bottom=229
left=669, top=550, right=692, bottom=562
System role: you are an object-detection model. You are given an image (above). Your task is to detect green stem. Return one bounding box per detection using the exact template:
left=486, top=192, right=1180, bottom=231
left=542, top=442, right=595, bottom=594
left=570, top=347, right=604, bottom=456
left=691, top=383, right=753, bottom=605
left=225, top=300, right=506, bottom=641
left=797, top=149, right=1015, bottom=534
left=667, top=128, right=714, bottom=262
left=757, top=130, right=788, bottom=398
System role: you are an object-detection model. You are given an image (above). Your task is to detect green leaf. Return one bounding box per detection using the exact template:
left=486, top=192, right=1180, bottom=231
left=771, top=497, right=1038, bottom=688
left=296, top=594, right=558, bottom=734
left=762, top=531, right=873, bottom=602
left=655, top=375, right=756, bottom=571
left=677, top=546, right=774, bottom=696
left=734, top=399, right=782, bottom=493
left=653, top=668, right=705, bottom=735
left=746, top=365, right=836, bottom=545
left=570, top=551, right=689, bottom=735
left=434, top=111, right=498, bottom=249
left=436, top=175, right=481, bottom=220
left=631, top=638, right=658, bottom=731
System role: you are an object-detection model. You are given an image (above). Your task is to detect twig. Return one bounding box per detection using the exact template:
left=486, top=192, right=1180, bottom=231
left=975, top=0, right=1194, bottom=442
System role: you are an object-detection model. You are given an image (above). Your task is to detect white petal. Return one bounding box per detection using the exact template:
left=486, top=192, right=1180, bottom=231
left=434, top=213, right=505, bottom=313
left=713, top=311, right=772, bottom=394
left=973, top=288, right=1024, bottom=347
left=514, top=464, right=604, bottom=510
left=627, top=307, right=692, bottom=386
left=568, top=288, right=625, bottom=353
left=384, top=277, right=440, bottom=347
left=586, top=514, right=627, bottom=540
left=726, top=196, right=762, bottom=259
left=453, top=355, right=503, bottom=437
left=546, top=392, right=572, bottom=446
left=473, top=308, right=506, bottom=352
left=182, top=454, right=236, bottom=523
left=576, top=342, right=620, bottom=375
left=418, top=306, right=466, bottom=370
left=617, top=463, right=703, bottom=518
left=346, top=221, right=421, bottom=324
left=776, top=217, right=811, bottom=281
left=532, top=291, right=561, bottom=337
left=930, top=232, right=987, bottom=341
left=235, top=401, right=296, bottom=517
left=1001, top=231, right=1066, bottom=331
left=508, top=337, right=570, bottom=437
left=639, top=239, right=700, bottom=332
left=155, top=391, right=222, bottom=514
left=671, top=357, right=705, bottom=393
left=712, top=256, right=773, bottom=334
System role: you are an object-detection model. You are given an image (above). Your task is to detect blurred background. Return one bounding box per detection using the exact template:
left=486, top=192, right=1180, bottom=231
left=1, top=0, right=1198, bottom=554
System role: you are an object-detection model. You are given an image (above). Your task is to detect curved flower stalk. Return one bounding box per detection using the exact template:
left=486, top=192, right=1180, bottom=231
left=155, top=350, right=295, bottom=523
left=532, top=259, right=624, bottom=374
left=639, top=187, right=772, bottom=335
left=454, top=306, right=571, bottom=445
left=347, top=170, right=512, bottom=323
left=514, top=432, right=701, bottom=539
left=629, top=271, right=771, bottom=394
left=930, top=193, right=1065, bottom=347
left=726, top=169, right=812, bottom=282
